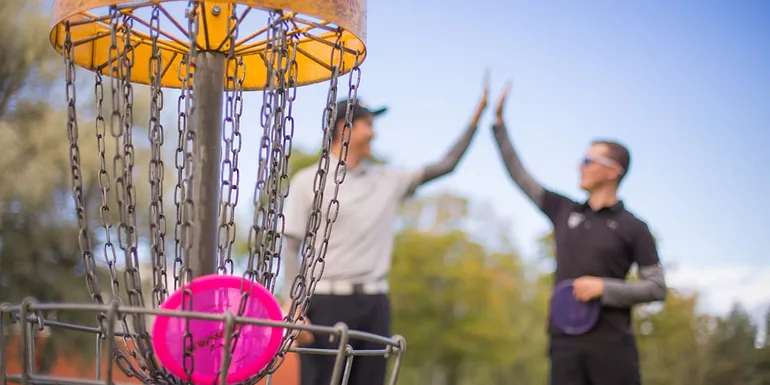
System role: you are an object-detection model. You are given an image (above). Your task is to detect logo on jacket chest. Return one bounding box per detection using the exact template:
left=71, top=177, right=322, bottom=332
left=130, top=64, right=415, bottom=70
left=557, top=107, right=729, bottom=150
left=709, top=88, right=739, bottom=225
left=567, top=212, right=585, bottom=229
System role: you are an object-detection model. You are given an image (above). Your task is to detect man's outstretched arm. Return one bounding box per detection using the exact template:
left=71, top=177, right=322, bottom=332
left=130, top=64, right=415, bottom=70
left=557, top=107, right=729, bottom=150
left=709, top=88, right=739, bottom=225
left=490, top=82, right=552, bottom=209
left=419, top=74, right=488, bottom=186
left=492, top=120, right=545, bottom=206
left=420, top=122, right=480, bottom=184
left=490, top=83, right=576, bottom=223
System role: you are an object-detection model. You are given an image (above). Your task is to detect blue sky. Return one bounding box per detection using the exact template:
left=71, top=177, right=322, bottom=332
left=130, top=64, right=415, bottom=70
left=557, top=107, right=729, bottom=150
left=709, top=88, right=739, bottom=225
left=234, top=0, right=770, bottom=314
left=47, top=0, right=769, bottom=314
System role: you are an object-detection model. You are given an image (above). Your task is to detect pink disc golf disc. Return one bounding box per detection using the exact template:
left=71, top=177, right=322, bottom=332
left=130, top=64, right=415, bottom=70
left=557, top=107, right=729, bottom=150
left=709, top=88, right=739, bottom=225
left=151, top=275, right=283, bottom=385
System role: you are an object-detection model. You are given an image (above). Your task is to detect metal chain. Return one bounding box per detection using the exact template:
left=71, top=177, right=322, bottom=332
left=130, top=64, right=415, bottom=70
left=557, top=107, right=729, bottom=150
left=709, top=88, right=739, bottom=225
left=180, top=2, right=200, bottom=382
left=148, top=5, right=169, bottom=309
left=261, top=30, right=301, bottom=376
left=94, top=51, right=118, bottom=306
left=135, top=7, right=169, bottom=376
left=66, top=19, right=140, bottom=379
left=231, top=11, right=285, bottom=365
left=111, top=10, right=154, bottom=376
left=173, top=32, right=189, bottom=292
left=90, top=8, right=143, bottom=378
left=244, top=11, right=283, bottom=294
left=269, top=30, right=300, bottom=292
left=259, top=16, right=290, bottom=294
left=217, top=6, right=244, bottom=276
left=62, top=20, right=104, bottom=324
left=292, top=32, right=343, bottom=317
left=118, top=13, right=142, bottom=313
left=277, top=31, right=363, bottom=363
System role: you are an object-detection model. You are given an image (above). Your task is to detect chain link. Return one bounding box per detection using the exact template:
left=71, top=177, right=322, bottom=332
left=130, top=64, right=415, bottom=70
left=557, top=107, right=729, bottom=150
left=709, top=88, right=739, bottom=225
left=110, top=9, right=153, bottom=376
left=268, top=30, right=363, bottom=373
left=148, top=4, right=169, bottom=311
left=261, top=31, right=301, bottom=375
left=235, top=11, right=286, bottom=368
left=261, top=16, right=290, bottom=294
left=217, top=6, right=244, bottom=276
left=245, top=11, right=282, bottom=294
left=118, top=13, right=157, bottom=374
left=180, top=2, right=200, bottom=382
left=63, top=20, right=103, bottom=316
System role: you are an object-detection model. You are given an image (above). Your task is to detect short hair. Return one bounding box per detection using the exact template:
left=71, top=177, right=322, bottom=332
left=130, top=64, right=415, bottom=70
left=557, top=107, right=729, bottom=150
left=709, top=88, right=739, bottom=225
left=592, top=140, right=631, bottom=182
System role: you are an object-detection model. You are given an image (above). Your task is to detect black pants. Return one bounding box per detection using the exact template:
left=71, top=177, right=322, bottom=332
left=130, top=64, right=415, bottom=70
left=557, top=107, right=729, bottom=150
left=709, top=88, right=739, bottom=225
left=549, top=338, right=641, bottom=385
left=300, top=294, right=390, bottom=385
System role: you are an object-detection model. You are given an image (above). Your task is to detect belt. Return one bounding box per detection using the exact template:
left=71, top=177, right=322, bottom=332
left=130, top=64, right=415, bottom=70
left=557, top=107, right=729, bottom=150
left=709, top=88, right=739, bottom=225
left=313, top=280, right=389, bottom=295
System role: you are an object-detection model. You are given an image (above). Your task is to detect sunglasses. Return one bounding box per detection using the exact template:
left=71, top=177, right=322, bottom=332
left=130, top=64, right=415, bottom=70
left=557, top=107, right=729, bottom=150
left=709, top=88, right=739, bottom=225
left=581, top=157, right=625, bottom=175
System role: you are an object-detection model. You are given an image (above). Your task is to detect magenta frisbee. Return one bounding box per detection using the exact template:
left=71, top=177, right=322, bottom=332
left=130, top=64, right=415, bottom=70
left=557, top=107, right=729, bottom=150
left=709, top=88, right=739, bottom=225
left=549, top=279, right=601, bottom=335
left=151, top=275, right=283, bottom=385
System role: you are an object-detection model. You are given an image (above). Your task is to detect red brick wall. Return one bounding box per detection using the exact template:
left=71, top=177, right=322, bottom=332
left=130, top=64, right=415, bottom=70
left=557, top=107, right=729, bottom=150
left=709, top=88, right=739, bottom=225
left=3, top=336, right=299, bottom=385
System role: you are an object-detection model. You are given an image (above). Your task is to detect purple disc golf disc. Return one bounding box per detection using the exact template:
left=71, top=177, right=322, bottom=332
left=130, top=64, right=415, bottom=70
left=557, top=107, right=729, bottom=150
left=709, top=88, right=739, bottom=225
left=549, top=279, right=601, bottom=335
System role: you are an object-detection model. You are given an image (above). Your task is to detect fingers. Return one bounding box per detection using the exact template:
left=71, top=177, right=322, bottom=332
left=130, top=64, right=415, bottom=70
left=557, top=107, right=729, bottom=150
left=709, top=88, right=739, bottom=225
left=497, top=81, right=511, bottom=108
left=572, top=277, right=601, bottom=302
left=573, top=287, right=588, bottom=302
left=483, top=70, right=490, bottom=92
left=283, top=302, right=315, bottom=346
left=295, top=316, right=315, bottom=346
left=573, top=278, right=586, bottom=301
left=501, top=80, right=512, bottom=97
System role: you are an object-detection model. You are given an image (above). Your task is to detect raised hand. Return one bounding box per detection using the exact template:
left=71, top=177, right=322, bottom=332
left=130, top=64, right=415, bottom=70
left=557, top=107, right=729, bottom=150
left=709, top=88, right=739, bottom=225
left=495, top=81, right=511, bottom=125
left=471, top=70, right=490, bottom=125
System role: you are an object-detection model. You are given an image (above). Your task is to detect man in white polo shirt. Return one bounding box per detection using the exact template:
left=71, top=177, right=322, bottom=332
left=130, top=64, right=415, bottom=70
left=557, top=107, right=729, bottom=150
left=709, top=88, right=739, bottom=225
left=282, top=79, right=488, bottom=385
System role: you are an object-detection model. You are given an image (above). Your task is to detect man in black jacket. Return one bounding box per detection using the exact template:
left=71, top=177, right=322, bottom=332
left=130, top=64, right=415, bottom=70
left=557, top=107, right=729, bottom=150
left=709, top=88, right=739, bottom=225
left=491, top=83, right=667, bottom=385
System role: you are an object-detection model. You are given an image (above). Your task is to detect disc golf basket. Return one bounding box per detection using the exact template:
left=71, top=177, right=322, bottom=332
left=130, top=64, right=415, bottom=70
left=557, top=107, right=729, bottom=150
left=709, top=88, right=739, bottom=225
left=0, top=1, right=406, bottom=384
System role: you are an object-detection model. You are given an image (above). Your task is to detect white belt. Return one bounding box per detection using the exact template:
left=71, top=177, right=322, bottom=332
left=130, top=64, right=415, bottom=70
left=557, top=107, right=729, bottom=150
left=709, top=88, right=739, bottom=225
left=313, top=280, right=389, bottom=295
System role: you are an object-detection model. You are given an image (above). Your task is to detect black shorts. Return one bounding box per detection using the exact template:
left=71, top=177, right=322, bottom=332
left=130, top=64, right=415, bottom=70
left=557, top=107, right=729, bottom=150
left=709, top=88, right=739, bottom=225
left=549, top=337, right=641, bottom=385
left=300, top=293, right=391, bottom=385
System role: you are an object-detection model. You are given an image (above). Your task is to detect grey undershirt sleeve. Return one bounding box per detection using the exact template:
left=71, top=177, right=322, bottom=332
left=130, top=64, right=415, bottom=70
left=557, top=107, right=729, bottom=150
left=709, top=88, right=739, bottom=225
left=492, top=122, right=545, bottom=206
left=420, top=123, right=479, bottom=184
left=601, top=264, right=668, bottom=308
left=281, top=236, right=303, bottom=302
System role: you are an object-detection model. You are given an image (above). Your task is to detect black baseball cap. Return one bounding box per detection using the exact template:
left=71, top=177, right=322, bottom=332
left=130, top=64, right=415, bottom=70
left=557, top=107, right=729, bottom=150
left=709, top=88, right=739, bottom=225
left=333, top=99, right=388, bottom=126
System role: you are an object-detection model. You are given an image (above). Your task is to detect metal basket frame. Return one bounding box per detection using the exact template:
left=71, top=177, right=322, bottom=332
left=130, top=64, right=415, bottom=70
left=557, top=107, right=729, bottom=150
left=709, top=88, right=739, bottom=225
left=1, top=300, right=406, bottom=385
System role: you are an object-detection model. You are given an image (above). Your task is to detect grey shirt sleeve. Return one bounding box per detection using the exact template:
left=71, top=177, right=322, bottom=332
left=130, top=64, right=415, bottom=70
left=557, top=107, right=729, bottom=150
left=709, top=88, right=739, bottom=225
left=492, top=122, right=546, bottom=207
left=280, top=236, right=303, bottom=301
left=601, top=264, right=668, bottom=308
left=420, top=123, right=479, bottom=185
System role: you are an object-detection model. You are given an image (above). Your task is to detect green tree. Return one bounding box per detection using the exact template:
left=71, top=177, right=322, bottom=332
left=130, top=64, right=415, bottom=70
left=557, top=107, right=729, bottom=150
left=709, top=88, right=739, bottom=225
left=390, top=194, right=523, bottom=385
left=704, top=303, right=761, bottom=385
left=754, top=309, right=770, bottom=384
left=634, top=291, right=712, bottom=385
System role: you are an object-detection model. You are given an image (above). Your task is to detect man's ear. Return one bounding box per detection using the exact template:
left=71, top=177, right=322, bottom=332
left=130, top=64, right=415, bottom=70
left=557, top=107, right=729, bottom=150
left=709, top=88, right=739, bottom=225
left=614, top=165, right=623, bottom=180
